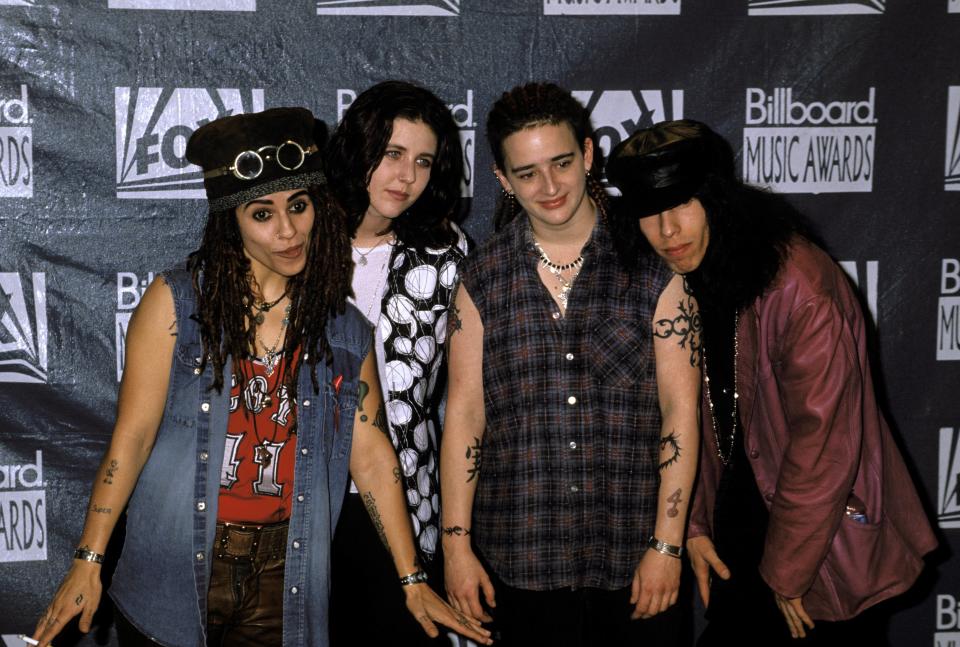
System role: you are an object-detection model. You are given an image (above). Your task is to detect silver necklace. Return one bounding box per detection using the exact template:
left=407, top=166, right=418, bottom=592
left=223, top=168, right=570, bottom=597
left=702, top=313, right=739, bottom=466
left=255, top=303, right=291, bottom=376
left=352, top=234, right=393, bottom=266
left=533, top=240, right=584, bottom=310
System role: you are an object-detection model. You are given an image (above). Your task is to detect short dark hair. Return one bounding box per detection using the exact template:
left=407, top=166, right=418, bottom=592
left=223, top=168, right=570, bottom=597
left=324, top=80, right=463, bottom=249
left=485, top=82, right=605, bottom=230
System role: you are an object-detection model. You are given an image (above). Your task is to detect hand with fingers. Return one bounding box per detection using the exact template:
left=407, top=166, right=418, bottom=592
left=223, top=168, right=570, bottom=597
left=403, top=582, right=493, bottom=645
left=630, top=548, right=681, bottom=620
left=686, top=535, right=731, bottom=608
left=774, top=591, right=815, bottom=639
left=444, top=546, right=496, bottom=624
left=31, top=560, right=103, bottom=647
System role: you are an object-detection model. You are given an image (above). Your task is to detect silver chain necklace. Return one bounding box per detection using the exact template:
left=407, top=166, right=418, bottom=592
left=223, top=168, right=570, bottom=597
left=352, top=233, right=394, bottom=266
left=255, top=303, right=291, bottom=376
left=533, top=240, right=584, bottom=310
left=702, top=313, right=739, bottom=466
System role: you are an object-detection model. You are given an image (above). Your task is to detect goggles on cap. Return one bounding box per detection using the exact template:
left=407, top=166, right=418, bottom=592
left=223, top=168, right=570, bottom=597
left=203, top=140, right=318, bottom=181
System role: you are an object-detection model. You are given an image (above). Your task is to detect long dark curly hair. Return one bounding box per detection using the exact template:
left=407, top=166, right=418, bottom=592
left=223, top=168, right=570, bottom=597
left=324, top=80, right=464, bottom=249
left=610, top=120, right=816, bottom=314
left=486, top=82, right=607, bottom=231
left=186, top=183, right=352, bottom=397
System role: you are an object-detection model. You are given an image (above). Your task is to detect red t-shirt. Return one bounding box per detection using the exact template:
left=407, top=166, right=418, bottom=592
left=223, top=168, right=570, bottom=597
left=217, top=355, right=298, bottom=524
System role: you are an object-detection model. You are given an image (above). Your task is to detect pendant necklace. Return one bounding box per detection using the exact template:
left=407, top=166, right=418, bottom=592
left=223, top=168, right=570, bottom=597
left=533, top=239, right=584, bottom=310
left=248, top=287, right=288, bottom=325
left=352, top=233, right=394, bottom=267
left=255, top=303, right=291, bottom=377
left=702, top=313, right=739, bottom=465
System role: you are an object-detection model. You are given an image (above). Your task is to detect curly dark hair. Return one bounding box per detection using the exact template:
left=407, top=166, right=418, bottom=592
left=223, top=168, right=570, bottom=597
left=486, top=82, right=604, bottom=231
left=609, top=120, right=815, bottom=313
left=324, top=80, right=464, bottom=249
left=186, top=183, right=352, bottom=398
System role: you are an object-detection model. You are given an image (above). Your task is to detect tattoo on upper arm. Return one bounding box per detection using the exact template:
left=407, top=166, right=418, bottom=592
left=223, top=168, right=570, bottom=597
left=393, top=466, right=401, bottom=483
left=168, top=320, right=177, bottom=336
left=362, top=492, right=391, bottom=554
left=666, top=488, right=683, bottom=518
left=358, top=380, right=370, bottom=422
left=447, top=301, right=464, bottom=340
left=465, top=437, right=482, bottom=483
left=373, top=402, right=389, bottom=438
left=103, top=459, right=119, bottom=484
left=659, top=432, right=681, bottom=471
left=91, top=504, right=112, bottom=514
left=653, top=276, right=702, bottom=367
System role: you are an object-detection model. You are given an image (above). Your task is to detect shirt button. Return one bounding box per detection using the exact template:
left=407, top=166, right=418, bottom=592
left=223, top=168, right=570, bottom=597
left=565, top=353, right=574, bottom=361
left=193, top=368, right=201, bottom=375
left=303, top=399, right=311, bottom=407
left=196, top=501, right=206, bottom=511
left=297, top=494, right=305, bottom=502
left=568, top=441, right=577, bottom=450
left=552, top=311, right=561, bottom=320
left=567, top=396, right=577, bottom=405
left=200, top=402, right=210, bottom=413
left=292, top=540, right=301, bottom=549
left=570, top=485, right=579, bottom=493
left=199, top=451, right=209, bottom=462
left=290, top=586, right=299, bottom=594
left=195, top=552, right=204, bottom=562
left=301, top=448, right=308, bottom=455
left=194, top=356, right=202, bottom=365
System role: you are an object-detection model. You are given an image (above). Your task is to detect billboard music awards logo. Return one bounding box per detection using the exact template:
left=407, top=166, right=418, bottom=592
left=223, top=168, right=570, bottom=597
left=337, top=88, right=475, bottom=197
left=939, top=428, right=960, bottom=527
left=0, top=272, right=47, bottom=383
left=748, top=0, right=884, bottom=15
left=115, top=272, right=156, bottom=381
left=0, top=451, right=46, bottom=563
left=742, top=87, right=876, bottom=193
left=946, top=87, right=960, bottom=191
left=951, top=0, right=959, bottom=12
left=0, top=84, right=33, bottom=199
left=939, top=259, right=960, bottom=361
left=937, top=594, right=960, bottom=645
left=115, top=87, right=264, bottom=199
left=544, top=0, right=680, bottom=15
left=571, top=89, right=683, bottom=179
left=317, top=0, right=459, bottom=15
left=108, top=0, right=255, bottom=10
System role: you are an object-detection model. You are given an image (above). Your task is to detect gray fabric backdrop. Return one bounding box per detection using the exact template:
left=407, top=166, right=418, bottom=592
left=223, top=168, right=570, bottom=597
left=1, top=0, right=958, bottom=645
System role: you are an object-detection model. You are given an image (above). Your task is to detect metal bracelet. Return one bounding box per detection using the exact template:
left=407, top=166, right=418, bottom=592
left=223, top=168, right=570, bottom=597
left=73, top=547, right=105, bottom=564
left=647, top=536, right=684, bottom=559
left=399, top=570, right=429, bottom=586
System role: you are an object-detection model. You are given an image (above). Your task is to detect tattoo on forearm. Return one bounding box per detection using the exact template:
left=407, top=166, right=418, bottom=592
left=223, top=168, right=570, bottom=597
left=465, top=437, right=482, bottom=483
left=358, top=380, right=370, bottom=422
left=393, top=466, right=401, bottom=483
left=91, top=504, right=112, bottom=514
left=442, top=525, right=471, bottom=536
left=75, top=593, right=83, bottom=606
left=373, top=402, right=389, bottom=437
left=653, top=277, right=703, bottom=367
left=168, top=320, right=177, bottom=337
left=658, top=432, right=682, bottom=471
left=103, top=459, right=119, bottom=484
left=666, top=488, right=683, bottom=518
left=362, top=492, right=391, bottom=554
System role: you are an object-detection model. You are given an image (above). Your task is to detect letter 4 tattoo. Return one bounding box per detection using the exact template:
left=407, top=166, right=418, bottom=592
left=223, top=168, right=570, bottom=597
left=653, top=276, right=703, bottom=367
left=465, top=437, right=482, bottom=483
left=666, top=488, right=683, bottom=518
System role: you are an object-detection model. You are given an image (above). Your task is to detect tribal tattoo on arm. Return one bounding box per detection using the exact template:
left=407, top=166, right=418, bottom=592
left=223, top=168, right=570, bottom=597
left=362, top=492, right=391, bottom=555
left=447, top=301, right=463, bottom=340
left=653, top=276, right=702, bottom=367
left=372, top=402, right=389, bottom=438
left=666, top=488, right=683, bottom=519
left=465, top=437, right=482, bottom=483
left=442, top=526, right=471, bottom=536
left=658, top=432, right=682, bottom=471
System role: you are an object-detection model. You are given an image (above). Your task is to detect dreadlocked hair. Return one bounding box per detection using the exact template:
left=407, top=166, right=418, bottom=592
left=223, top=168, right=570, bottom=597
left=487, top=82, right=597, bottom=231
left=187, top=183, right=352, bottom=400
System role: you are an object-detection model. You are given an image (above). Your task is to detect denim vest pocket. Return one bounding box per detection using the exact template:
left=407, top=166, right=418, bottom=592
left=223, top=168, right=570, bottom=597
left=590, top=317, right=651, bottom=389
left=331, top=378, right=358, bottom=460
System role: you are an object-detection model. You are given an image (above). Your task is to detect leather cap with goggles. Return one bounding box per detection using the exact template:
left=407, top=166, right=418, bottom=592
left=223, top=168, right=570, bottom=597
left=186, top=107, right=326, bottom=213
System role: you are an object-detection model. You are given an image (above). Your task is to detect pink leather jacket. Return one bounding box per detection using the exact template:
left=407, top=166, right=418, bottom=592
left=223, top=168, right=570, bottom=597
left=688, top=238, right=936, bottom=621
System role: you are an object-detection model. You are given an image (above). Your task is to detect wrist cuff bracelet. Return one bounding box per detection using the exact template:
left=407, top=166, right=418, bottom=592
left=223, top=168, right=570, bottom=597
left=647, top=536, right=684, bottom=559
left=74, top=547, right=105, bottom=564
left=399, top=570, right=429, bottom=586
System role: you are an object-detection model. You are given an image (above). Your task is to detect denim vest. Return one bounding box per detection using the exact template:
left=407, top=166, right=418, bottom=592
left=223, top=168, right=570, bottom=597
left=109, top=269, right=371, bottom=647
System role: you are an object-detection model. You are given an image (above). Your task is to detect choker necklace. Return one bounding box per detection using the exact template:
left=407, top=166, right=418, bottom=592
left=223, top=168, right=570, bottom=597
left=352, top=234, right=394, bottom=266
left=702, top=313, right=739, bottom=466
left=533, top=240, right=584, bottom=310
left=246, top=287, right=288, bottom=325
left=256, top=303, right=292, bottom=376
